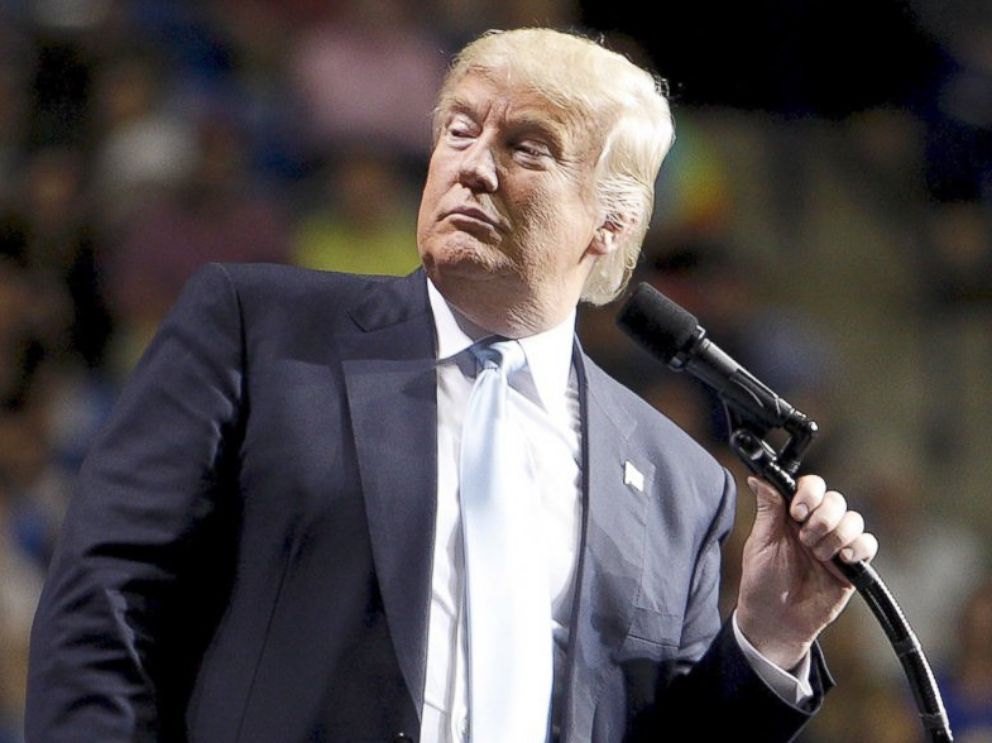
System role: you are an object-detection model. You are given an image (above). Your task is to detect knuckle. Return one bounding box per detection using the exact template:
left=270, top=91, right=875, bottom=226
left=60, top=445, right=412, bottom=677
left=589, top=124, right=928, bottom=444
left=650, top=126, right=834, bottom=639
left=848, top=511, right=865, bottom=534
left=814, top=542, right=838, bottom=560
left=849, top=533, right=878, bottom=562
left=804, top=511, right=829, bottom=534
left=835, top=511, right=863, bottom=541
left=799, top=474, right=827, bottom=498
left=823, top=527, right=848, bottom=551
left=825, top=490, right=847, bottom=513
left=864, top=533, right=880, bottom=559
left=808, top=503, right=839, bottom=531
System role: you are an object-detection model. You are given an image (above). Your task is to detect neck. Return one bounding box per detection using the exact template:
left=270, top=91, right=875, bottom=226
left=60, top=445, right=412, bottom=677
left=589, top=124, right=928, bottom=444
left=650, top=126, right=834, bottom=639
left=429, top=273, right=580, bottom=338
left=424, top=252, right=596, bottom=337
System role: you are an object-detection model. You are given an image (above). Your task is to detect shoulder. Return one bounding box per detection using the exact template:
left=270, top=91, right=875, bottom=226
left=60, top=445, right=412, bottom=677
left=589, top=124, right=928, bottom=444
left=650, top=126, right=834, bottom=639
left=168, top=263, right=435, bottom=370
left=196, top=262, right=396, bottom=305
left=178, top=263, right=426, bottom=327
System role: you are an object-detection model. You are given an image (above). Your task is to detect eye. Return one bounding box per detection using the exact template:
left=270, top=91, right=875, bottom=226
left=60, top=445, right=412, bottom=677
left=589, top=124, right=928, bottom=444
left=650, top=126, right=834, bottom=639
left=516, top=143, right=545, bottom=156
left=512, top=139, right=553, bottom=164
left=444, top=115, right=477, bottom=146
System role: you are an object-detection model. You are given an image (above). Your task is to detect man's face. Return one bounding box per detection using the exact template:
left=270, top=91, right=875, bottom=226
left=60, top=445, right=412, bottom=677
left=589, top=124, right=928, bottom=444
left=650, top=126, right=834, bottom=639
left=416, top=73, right=611, bottom=326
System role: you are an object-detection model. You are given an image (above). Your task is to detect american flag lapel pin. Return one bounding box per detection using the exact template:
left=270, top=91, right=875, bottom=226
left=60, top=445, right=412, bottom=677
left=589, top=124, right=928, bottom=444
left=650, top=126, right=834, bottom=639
left=623, top=460, right=644, bottom=493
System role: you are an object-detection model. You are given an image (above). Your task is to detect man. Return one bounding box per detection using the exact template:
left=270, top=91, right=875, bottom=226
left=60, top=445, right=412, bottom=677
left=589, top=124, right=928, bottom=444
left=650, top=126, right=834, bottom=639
left=27, top=29, right=876, bottom=742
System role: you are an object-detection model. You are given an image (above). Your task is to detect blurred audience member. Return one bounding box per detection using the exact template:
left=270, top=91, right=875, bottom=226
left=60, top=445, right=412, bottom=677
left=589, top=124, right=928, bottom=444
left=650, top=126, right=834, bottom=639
left=1, top=148, right=112, bottom=370
left=108, top=113, right=290, bottom=370
left=0, top=415, right=49, bottom=743
left=0, top=261, right=51, bottom=413
left=926, top=204, right=992, bottom=306
left=91, top=54, right=197, bottom=229
left=288, top=0, right=445, bottom=159
left=921, top=22, right=992, bottom=207
left=940, top=578, right=992, bottom=742
left=852, top=455, right=986, bottom=679
left=434, top=0, right=579, bottom=47
left=293, top=151, right=420, bottom=277
left=0, top=36, right=30, bottom=207
left=0, top=405, right=68, bottom=571
left=200, top=0, right=306, bottom=183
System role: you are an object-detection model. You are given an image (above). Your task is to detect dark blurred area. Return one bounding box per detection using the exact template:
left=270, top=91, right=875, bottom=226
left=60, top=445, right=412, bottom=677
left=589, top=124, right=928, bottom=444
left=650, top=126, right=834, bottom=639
left=0, top=1, right=989, bottom=741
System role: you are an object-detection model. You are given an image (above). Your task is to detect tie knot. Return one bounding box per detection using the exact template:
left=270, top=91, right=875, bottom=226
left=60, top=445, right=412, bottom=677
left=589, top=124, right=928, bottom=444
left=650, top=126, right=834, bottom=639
left=471, top=339, right=526, bottom=375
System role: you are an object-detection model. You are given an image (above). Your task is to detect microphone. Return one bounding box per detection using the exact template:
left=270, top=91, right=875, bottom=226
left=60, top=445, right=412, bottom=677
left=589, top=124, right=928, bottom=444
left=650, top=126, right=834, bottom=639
left=617, top=284, right=956, bottom=743
left=616, top=282, right=804, bottom=432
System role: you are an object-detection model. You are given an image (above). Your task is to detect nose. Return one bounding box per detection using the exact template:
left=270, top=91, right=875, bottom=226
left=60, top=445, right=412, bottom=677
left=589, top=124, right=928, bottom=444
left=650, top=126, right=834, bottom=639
left=457, top=141, right=498, bottom=193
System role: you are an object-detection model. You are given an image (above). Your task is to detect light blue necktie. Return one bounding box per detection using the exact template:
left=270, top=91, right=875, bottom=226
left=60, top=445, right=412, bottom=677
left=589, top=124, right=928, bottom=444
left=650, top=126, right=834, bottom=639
left=460, top=340, right=553, bottom=743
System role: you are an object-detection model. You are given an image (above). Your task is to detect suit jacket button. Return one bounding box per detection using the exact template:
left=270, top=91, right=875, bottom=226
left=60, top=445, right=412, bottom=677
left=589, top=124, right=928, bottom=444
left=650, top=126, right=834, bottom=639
left=393, top=733, right=414, bottom=743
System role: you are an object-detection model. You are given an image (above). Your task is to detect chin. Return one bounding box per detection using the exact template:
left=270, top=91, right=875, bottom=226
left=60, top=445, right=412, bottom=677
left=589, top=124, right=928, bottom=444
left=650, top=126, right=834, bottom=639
left=421, top=239, right=510, bottom=282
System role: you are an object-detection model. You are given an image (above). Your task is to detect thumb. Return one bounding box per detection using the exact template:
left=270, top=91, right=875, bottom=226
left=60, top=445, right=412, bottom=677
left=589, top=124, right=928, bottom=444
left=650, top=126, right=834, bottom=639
left=746, top=476, right=789, bottom=528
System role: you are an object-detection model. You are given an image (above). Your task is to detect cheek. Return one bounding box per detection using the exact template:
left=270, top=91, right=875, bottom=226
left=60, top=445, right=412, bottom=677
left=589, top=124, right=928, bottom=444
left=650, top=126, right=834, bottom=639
left=420, top=161, right=443, bottom=208
left=515, top=183, right=590, bottom=251
left=417, top=162, right=447, bottom=237
left=524, top=200, right=562, bottom=248
left=511, top=180, right=558, bottom=230
left=422, top=147, right=459, bottom=201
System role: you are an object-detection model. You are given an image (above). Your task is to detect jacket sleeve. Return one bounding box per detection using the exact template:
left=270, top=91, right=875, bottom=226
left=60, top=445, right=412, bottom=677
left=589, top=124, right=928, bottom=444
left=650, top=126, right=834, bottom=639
left=629, top=467, right=831, bottom=742
left=26, top=263, right=246, bottom=742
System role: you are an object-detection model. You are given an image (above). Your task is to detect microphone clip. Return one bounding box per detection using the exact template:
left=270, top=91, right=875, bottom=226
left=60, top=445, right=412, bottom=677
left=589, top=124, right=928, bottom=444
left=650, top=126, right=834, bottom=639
left=724, top=399, right=818, bottom=481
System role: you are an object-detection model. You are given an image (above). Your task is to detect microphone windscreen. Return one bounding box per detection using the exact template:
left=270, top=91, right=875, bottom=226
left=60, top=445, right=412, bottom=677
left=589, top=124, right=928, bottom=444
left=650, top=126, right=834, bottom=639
left=616, top=283, right=699, bottom=364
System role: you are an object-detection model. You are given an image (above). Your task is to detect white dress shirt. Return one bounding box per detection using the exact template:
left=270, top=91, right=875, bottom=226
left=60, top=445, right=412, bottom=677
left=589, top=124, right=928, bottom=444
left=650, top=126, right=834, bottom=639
left=419, top=280, right=810, bottom=743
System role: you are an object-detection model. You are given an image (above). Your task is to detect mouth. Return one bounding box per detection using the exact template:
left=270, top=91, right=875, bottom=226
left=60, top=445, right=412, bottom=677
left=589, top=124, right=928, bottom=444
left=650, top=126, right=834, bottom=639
left=443, top=205, right=504, bottom=233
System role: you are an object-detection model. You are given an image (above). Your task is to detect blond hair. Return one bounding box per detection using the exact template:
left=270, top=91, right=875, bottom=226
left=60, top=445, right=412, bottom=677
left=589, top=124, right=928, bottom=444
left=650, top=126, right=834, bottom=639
left=434, top=28, right=675, bottom=304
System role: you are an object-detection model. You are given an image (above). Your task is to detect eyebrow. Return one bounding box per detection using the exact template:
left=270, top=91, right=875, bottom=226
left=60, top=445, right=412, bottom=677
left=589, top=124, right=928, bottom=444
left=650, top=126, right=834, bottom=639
left=437, top=94, right=476, bottom=119
left=506, top=115, right=566, bottom=152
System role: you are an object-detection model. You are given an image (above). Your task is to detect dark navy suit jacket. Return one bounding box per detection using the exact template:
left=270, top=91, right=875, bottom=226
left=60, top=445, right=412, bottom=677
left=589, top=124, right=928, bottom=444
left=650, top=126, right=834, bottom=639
left=27, top=264, right=825, bottom=742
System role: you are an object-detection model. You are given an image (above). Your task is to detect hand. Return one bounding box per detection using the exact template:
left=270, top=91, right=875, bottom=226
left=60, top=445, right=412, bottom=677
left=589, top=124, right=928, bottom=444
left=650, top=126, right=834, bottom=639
left=735, top=475, right=878, bottom=670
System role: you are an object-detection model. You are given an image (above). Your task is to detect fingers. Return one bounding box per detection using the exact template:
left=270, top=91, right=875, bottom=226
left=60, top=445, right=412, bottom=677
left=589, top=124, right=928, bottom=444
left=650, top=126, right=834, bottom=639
left=840, top=532, right=878, bottom=564
left=789, top=474, right=825, bottom=522
left=798, top=489, right=847, bottom=550
left=805, top=508, right=860, bottom=561
left=791, top=475, right=878, bottom=565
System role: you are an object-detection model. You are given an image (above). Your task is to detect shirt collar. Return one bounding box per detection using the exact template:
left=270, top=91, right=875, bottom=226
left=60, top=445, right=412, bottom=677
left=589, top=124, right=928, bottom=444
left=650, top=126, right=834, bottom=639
left=426, top=277, right=576, bottom=412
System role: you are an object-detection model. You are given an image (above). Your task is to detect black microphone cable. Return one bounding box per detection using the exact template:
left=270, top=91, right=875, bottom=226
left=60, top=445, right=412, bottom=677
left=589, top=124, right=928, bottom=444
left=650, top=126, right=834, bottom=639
left=617, top=282, right=954, bottom=743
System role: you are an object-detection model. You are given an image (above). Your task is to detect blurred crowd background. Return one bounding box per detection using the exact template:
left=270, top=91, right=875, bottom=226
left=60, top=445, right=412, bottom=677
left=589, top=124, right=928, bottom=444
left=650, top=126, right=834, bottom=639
left=0, top=0, right=989, bottom=741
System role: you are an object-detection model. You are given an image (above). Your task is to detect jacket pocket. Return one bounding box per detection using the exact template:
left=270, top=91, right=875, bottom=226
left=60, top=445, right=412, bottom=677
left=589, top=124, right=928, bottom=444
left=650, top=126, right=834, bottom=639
left=619, top=606, right=684, bottom=659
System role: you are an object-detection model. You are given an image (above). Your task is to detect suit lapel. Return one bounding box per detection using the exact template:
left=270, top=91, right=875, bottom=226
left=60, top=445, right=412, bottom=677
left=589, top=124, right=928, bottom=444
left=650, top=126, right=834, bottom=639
left=561, top=349, right=655, bottom=742
left=339, top=285, right=656, bottom=734
left=340, top=271, right=438, bottom=717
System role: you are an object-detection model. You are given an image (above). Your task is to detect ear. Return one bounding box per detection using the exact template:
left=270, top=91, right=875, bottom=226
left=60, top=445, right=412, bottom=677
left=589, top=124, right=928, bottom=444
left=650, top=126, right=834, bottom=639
left=586, top=216, right=626, bottom=258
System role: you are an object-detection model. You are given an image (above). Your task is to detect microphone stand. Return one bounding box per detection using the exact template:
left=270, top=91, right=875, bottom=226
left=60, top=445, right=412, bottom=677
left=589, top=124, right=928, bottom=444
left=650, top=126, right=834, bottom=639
left=723, top=401, right=953, bottom=742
